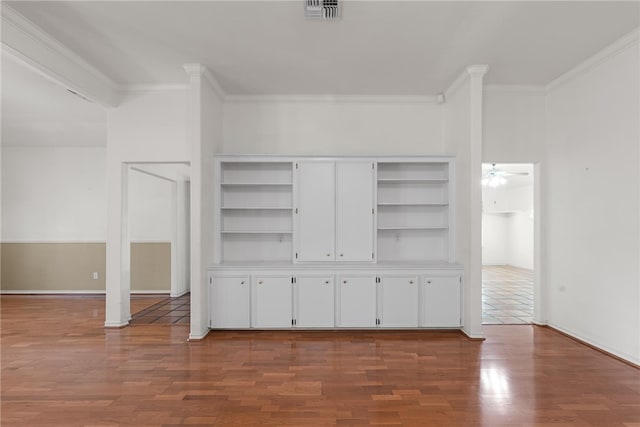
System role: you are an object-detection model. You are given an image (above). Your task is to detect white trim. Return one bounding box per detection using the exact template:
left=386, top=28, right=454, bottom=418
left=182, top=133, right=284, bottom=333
left=119, top=84, right=188, bottom=92
left=1, top=5, right=119, bottom=107
left=130, top=166, right=177, bottom=183
left=202, top=68, right=226, bottom=100
left=548, top=322, right=640, bottom=366
left=225, top=94, right=438, bottom=104
left=546, top=28, right=640, bottom=92
left=104, top=320, right=129, bottom=328
left=461, top=328, right=485, bottom=340
left=170, top=289, right=190, bottom=298
left=484, top=85, right=546, bottom=95
left=189, top=329, right=211, bottom=341
left=444, top=70, right=470, bottom=100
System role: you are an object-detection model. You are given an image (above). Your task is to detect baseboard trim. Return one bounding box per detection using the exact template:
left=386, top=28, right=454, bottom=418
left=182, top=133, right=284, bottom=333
left=189, top=329, right=211, bottom=341
left=539, top=324, right=639, bottom=370
left=104, top=321, right=129, bottom=328
left=131, top=290, right=171, bottom=295
left=461, top=328, right=486, bottom=341
left=170, top=289, right=190, bottom=298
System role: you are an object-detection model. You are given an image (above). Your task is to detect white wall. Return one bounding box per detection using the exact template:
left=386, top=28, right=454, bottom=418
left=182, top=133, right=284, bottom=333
left=482, top=213, right=509, bottom=265
left=223, top=99, right=444, bottom=155
left=482, top=184, right=534, bottom=269
left=483, top=89, right=545, bottom=163
left=128, top=169, right=172, bottom=242
left=545, top=37, right=639, bottom=364
left=1, top=146, right=106, bottom=242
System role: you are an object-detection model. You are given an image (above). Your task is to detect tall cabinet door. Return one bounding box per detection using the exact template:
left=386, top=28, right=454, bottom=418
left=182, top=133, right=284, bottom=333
left=336, top=161, right=375, bottom=262
left=296, top=161, right=336, bottom=261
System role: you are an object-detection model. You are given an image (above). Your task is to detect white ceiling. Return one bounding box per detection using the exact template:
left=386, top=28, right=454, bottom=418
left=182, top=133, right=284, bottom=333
left=6, top=1, right=639, bottom=95
left=1, top=55, right=106, bottom=147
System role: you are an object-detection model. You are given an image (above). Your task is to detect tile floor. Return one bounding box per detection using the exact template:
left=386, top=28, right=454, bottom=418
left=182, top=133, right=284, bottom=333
left=482, top=265, right=533, bottom=324
left=130, top=293, right=190, bottom=325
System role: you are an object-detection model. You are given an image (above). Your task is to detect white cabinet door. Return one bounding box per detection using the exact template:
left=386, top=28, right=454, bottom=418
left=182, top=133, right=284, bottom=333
left=295, top=276, right=334, bottom=327
left=380, top=275, right=419, bottom=327
left=254, top=275, right=292, bottom=327
left=337, top=275, right=377, bottom=327
left=422, top=276, right=461, bottom=327
left=336, top=161, right=375, bottom=262
left=210, top=275, right=250, bottom=328
left=296, top=161, right=336, bottom=262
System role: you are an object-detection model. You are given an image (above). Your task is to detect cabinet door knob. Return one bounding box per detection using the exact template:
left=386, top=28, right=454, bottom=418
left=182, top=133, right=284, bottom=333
left=427, top=280, right=432, bottom=284
left=326, top=253, right=331, bottom=257
left=343, top=280, right=347, bottom=284
left=325, top=280, right=330, bottom=284
left=258, top=280, right=263, bottom=285
left=340, top=254, right=344, bottom=257
left=409, top=280, right=414, bottom=284
left=240, top=281, right=245, bottom=285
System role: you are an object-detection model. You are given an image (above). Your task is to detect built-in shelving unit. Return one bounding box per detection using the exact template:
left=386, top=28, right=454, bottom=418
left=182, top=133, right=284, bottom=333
left=210, top=156, right=460, bottom=332
left=218, top=161, right=293, bottom=262
left=376, top=162, right=450, bottom=262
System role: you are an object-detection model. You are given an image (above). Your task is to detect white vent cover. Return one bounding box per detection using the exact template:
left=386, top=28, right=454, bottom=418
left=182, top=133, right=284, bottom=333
left=306, top=0, right=341, bottom=20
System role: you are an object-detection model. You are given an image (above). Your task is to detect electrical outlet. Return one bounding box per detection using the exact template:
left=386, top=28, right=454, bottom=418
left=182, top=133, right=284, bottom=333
left=92, top=272, right=99, bottom=280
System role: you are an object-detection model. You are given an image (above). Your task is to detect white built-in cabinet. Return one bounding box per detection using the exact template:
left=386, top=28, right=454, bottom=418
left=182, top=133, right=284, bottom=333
left=211, top=156, right=462, bottom=331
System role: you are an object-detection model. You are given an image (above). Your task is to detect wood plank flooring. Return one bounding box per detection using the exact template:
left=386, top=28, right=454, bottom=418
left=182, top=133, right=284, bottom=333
left=2, top=295, right=639, bottom=426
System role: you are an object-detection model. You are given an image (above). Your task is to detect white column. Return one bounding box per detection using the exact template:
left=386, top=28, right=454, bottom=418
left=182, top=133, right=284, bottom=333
left=170, top=181, right=179, bottom=297
left=184, top=64, right=207, bottom=339
left=175, top=179, right=191, bottom=297
left=466, top=65, right=489, bottom=339
left=105, top=162, right=131, bottom=327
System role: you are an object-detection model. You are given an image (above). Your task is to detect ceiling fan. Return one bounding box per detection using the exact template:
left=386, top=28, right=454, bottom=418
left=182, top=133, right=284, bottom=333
left=482, top=164, right=528, bottom=187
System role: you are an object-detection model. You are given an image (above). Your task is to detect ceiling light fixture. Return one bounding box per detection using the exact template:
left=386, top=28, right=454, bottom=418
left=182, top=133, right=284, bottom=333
left=305, top=0, right=341, bottom=20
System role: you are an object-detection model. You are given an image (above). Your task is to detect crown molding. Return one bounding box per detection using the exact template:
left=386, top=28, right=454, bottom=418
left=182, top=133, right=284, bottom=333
left=484, top=85, right=546, bottom=95
left=1, top=4, right=120, bottom=107
left=467, top=64, right=489, bottom=78
left=224, top=94, right=438, bottom=104
left=119, top=83, right=189, bottom=92
left=546, top=27, right=639, bottom=92
left=183, top=63, right=226, bottom=100
left=444, top=64, right=490, bottom=100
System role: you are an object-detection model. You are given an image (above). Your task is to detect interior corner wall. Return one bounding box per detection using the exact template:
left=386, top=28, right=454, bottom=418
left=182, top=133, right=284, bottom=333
left=223, top=100, right=445, bottom=155
left=544, top=38, right=640, bottom=365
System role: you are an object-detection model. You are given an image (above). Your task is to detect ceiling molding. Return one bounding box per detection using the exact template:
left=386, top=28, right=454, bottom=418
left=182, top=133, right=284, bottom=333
left=546, top=27, right=639, bottom=92
left=1, top=4, right=120, bottom=107
left=183, top=63, right=225, bottom=100
left=118, top=84, right=189, bottom=92
left=443, top=69, right=470, bottom=101
left=224, top=94, right=438, bottom=104
left=484, top=85, right=546, bottom=95
left=467, top=64, right=490, bottom=79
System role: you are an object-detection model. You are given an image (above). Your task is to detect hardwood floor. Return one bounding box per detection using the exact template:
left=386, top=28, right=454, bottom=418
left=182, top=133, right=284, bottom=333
left=2, top=295, right=639, bottom=426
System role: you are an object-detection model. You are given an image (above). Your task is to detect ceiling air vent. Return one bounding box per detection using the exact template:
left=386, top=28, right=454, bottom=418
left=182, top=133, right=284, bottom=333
left=306, top=0, right=341, bottom=20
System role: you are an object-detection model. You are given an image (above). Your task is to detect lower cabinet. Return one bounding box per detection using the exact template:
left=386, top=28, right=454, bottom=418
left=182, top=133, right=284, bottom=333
left=209, top=268, right=462, bottom=330
left=337, top=275, right=377, bottom=327
left=379, top=275, right=419, bottom=327
left=421, top=275, right=461, bottom=327
left=209, top=274, right=250, bottom=328
left=254, top=275, right=292, bottom=328
left=295, top=275, right=334, bottom=327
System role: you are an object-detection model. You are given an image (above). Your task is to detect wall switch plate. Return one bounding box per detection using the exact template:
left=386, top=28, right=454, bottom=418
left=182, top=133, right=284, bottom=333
left=92, top=272, right=99, bottom=280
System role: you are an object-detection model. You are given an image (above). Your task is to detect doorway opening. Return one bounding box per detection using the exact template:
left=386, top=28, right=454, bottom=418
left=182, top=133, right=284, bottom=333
left=481, top=163, right=534, bottom=325
left=125, top=162, right=191, bottom=324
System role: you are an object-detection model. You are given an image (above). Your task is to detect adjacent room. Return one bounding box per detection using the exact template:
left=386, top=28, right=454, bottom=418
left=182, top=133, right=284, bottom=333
left=1, top=1, right=639, bottom=426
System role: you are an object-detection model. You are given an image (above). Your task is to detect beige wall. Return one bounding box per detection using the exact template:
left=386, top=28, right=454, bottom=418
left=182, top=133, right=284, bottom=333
left=1, top=242, right=170, bottom=293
